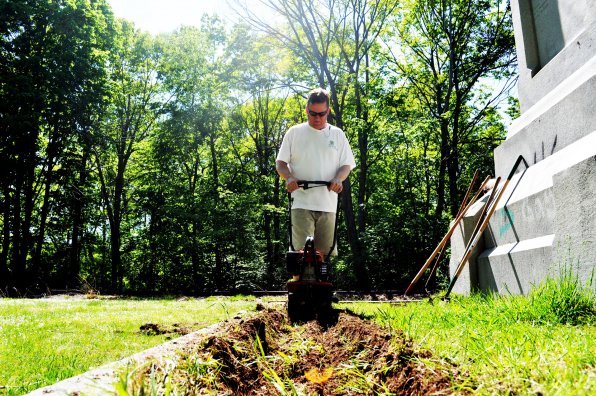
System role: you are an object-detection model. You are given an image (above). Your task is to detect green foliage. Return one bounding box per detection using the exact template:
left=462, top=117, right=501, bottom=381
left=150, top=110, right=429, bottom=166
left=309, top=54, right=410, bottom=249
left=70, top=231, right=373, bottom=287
left=0, top=0, right=116, bottom=289
left=501, top=267, right=596, bottom=326
left=384, top=0, right=515, bottom=217
left=1, top=0, right=517, bottom=294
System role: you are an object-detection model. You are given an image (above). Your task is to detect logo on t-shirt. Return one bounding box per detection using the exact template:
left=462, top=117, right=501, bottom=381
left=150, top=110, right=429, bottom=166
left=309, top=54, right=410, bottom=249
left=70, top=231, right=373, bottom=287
left=328, top=140, right=337, bottom=150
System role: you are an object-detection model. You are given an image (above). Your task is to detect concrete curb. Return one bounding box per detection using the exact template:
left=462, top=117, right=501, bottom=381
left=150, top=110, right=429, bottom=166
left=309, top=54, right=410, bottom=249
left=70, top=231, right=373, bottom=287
left=26, top=321, right=226, bottom=395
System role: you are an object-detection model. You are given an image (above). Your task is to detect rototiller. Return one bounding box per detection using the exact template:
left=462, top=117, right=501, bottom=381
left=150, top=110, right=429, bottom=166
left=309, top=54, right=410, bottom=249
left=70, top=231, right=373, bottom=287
left=285, top=180, right=340, bottom=324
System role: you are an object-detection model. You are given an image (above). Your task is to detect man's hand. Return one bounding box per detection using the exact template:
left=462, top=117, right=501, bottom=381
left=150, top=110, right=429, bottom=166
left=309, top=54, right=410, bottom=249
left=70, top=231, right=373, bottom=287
left=328, top=165, right=351, bottom=193
left=276, top=160, right=299, bottom=192
left=286, top=176, right=299, bottom=192
left=328, top=177, right=343, bottom=193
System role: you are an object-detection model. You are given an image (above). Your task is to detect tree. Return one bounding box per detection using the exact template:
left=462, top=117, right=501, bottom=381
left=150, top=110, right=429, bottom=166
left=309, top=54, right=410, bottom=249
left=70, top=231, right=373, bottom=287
left=225, top=25, right=298, bottom=288
left=0, top=0, right=114, bottom=291
left=384, top=0, right=516, bottom=218
left=146, top=21, right=230, bottom=293
left=92, top=21, right=168, bottom=293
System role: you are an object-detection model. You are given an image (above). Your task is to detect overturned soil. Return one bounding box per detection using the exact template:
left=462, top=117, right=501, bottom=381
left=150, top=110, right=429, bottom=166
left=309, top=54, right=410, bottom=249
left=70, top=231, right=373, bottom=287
left=129, top=305, right=468, bottom=395
left=138, top=322, right=202, bottom=337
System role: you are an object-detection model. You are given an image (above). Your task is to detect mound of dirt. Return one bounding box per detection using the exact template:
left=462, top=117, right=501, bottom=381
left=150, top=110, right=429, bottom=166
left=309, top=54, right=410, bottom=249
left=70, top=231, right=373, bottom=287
left=138, top=322, right=199, bottom=337
left=130, top=306, right=468, bottom=395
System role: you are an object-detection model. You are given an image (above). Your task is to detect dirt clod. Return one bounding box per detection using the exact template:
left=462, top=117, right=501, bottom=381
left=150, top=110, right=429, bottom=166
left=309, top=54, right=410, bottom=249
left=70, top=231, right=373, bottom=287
left=138, top=322, right=197, bottom=337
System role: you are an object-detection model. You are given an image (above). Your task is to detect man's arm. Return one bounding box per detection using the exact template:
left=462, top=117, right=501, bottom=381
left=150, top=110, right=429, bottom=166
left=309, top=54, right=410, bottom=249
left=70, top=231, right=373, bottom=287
left=276, top=160, right=299, bottom=192
left=328, top=164, right=352, bottom=193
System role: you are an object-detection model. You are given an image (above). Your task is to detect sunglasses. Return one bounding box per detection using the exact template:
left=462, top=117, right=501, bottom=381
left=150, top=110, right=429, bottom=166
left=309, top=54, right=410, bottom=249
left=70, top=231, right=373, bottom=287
left=307, top=108, right=328, bottom=117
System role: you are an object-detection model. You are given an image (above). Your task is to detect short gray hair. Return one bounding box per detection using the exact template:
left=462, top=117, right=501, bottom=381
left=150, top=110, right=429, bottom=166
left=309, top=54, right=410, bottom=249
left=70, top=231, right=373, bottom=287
left=307, top=88, right=330, bottom=107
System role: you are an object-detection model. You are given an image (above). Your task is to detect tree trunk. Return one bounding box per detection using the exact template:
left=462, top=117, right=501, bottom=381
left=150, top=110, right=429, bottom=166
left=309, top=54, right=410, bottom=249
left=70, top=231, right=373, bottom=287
left=264, top=211, right=275, bottom=289
left=191, top=219, right=202, bottom=295
left=354, top=80, right=368, bottom=234
left=13, top=154, right=36, bottom=290
left=448, top=94, right=463, bottom=217
left=69, top=148, right=89, bottom=288
left=436, top=120, right=450, bottom=220
left=23, top=161, right=37, bottom=283
left=11, top=182, right=23, bottom=289
left=110, top=223, right=121, bottom=293
left=273, top=177, right=282, bottom=286
left=342, top=179, right=368, bottom=290
left=32, top=137, right=59, bottom=282
left=0, top=182, right=10, bottom=287
left=110, top=162, right=125, bottom=293
left=145, top=207, right=159, bottom=293
left=208, top=132, right=223, bottom=291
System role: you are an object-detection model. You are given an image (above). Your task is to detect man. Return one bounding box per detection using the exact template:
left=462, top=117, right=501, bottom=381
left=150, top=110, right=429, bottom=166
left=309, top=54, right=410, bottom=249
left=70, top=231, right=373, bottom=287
left=276, top=88, right=356, bottom=268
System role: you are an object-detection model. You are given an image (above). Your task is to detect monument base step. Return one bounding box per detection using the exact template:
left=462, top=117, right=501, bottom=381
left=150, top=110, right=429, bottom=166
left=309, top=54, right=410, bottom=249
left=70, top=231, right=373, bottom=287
left=477, top=235, right=554, bottom=294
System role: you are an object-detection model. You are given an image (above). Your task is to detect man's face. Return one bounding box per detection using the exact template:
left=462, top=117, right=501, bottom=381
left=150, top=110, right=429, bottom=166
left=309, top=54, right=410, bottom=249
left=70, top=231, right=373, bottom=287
left=306, top=102, right=329, bottom=130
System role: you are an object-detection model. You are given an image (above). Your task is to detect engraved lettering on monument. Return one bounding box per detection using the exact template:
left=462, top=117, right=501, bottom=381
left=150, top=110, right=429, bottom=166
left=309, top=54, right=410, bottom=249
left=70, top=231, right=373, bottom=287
left=530, top=0, right=587, bottom=69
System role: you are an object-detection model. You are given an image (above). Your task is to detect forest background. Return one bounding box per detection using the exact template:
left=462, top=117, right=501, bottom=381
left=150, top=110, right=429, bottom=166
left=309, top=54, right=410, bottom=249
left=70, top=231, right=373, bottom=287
left=0, top=0, right=518, bottom=295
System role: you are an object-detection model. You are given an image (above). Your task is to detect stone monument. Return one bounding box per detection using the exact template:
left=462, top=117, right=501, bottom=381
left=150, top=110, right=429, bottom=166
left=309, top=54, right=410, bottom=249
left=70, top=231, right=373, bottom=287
left=450, top=0, right=596, bottom=295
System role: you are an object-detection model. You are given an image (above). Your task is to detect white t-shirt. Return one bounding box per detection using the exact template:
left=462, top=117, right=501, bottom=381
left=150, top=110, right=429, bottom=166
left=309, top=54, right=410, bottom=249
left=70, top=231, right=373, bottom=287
left=276, top=122, right=356, bottom=212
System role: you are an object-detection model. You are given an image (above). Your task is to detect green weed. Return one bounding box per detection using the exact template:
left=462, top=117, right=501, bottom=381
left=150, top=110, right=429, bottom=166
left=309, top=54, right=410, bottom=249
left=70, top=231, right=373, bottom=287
left=524, top=268, right=596, bottom=325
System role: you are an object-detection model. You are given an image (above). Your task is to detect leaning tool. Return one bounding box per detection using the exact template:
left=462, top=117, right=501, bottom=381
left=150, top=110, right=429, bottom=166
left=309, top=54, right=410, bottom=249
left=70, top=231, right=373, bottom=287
left=424, top=169, right=480, bottom=292
left=450, top=176, right=502, bottom=281
left=444, top=155, right=529, bottom=299
left=403, top=174, right=492, bottom=296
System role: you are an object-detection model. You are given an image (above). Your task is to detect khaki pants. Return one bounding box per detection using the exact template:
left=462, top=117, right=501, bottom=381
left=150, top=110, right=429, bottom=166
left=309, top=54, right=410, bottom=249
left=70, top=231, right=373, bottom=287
left=291, top=209, right=337, bottom=256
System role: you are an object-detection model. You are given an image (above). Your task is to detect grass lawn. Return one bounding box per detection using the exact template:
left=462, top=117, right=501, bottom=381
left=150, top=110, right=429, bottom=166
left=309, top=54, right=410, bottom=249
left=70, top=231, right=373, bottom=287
left=2, top=273, right=595, bottom=395
left=0, top=296, right=257, bottom=395
left=342, top=288, right=596, bottom=394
